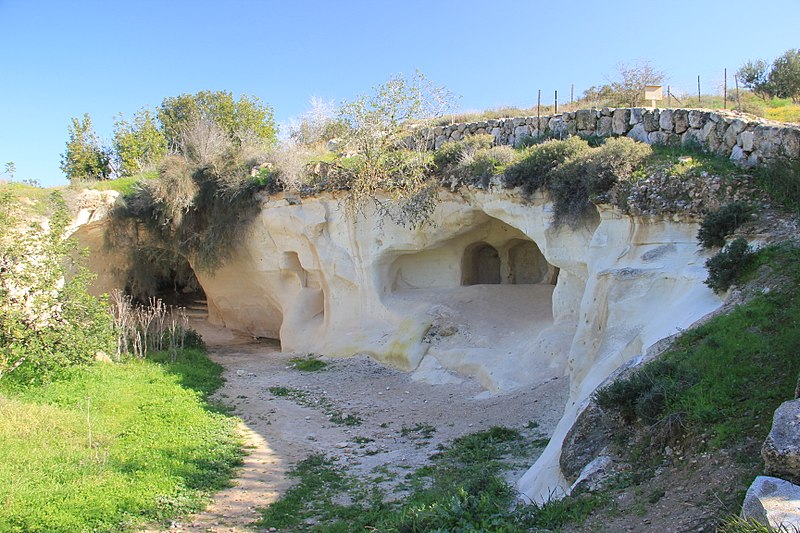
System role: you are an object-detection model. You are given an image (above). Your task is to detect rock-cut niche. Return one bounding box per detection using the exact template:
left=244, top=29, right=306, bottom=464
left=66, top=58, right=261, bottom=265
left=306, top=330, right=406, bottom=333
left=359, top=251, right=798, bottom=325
left=461, top=238, right=557, bottom=286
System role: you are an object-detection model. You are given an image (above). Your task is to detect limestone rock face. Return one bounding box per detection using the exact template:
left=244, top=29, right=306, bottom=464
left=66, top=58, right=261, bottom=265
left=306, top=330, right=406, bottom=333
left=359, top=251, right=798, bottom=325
left=73, top=187, right=722, bottom=504
left=763, top=399, right=800, bottom=484
left=742, top=476, right=800, bottom=529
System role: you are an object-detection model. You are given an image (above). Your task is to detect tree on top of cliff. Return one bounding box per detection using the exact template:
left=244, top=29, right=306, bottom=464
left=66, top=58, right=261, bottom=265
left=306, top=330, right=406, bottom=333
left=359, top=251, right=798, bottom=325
left=113, top=107, right=167, bottom=177
left=158, top=91, right=277, bottom=154
left=60, top=113, right=113, bottom=181
left=335, top=71, right=456, bottom=227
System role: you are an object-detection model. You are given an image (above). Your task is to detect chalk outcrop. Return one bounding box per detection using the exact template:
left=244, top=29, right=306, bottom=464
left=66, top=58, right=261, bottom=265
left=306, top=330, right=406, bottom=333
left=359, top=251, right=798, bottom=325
left=742, top=476, right=800, bottom=529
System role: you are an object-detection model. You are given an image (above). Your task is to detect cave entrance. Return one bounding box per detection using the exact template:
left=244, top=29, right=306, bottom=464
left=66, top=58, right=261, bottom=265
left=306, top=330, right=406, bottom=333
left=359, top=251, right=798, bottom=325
left=124, top=247, right=205, bottom=307
left=462, top=243, right=501, bottom=285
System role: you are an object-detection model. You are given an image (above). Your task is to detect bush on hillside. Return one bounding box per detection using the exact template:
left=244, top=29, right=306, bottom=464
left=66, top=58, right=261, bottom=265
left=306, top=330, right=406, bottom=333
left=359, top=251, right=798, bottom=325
left=705, top=238, right=754, bottom=293
left=697, top=202, right=754, bottom=249
left=504, top=136, right=591, bottom=196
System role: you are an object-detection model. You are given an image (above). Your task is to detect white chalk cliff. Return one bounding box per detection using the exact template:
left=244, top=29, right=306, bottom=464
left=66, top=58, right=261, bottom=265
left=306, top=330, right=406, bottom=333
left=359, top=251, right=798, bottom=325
left=73, top=186, right=723, bottom=502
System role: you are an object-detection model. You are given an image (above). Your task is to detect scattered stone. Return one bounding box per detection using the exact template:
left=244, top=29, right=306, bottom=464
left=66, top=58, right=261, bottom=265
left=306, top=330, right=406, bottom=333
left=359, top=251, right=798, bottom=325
left=742, top=476, right=800, bottom=530
left=763, top=399, right=800, bottom=484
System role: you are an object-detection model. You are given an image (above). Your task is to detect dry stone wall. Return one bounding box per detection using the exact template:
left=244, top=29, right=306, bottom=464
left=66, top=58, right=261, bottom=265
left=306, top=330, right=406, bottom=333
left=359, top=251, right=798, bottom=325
left=430, top=108, right=800, bottom=167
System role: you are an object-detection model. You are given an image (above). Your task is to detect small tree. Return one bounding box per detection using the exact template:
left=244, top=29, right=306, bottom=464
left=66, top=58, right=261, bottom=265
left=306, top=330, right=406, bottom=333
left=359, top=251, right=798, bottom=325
left=335, top=71, right=455, bottom=226
left=113, top=108, right=167, bottom=176
left=60, top=113, right=112, bottom=181
left=769, top=49, right=800, bottom=103
left=608, top=61, right=666, bottom=107
left=736, top=59, right=773, bottom=101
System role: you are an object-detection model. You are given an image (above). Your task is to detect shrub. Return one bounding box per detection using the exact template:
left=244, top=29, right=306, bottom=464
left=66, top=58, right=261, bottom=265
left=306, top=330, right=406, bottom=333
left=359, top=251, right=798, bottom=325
left=757, top=156, right=800, bottom=212
left=504, top=136, right=591, bottom=196
left=697, top=202, right=753, bottom=248
left=547, top=137, right=651, bottom=225
left=0, top=191, right=115, bottom=386
left=705, top=238, right=754, bottom=293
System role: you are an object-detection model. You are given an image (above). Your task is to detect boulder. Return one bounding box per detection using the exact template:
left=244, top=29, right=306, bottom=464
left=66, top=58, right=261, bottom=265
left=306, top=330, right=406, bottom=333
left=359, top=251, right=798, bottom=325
left=742, top=476, right=800, bottom=530
left=740, top=130, right=755, bottom=152
left=763, top=399, right=800, bottom=484
left=627, top=123, right=649, bottom=143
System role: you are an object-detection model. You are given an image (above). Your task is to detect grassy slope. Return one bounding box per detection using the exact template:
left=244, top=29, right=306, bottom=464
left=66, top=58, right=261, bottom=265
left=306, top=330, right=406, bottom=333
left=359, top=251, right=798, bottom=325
left=0, top=349, right=242, bottom=533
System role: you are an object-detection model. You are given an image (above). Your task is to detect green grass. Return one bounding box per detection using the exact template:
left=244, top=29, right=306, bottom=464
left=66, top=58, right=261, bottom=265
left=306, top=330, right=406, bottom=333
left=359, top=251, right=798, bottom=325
left=0, top=349, right=242, bottom=532
left=256, top=425, right=592, bottom=532
left=76, top=170, right=158, bottom=196
left=288, top=356, right=328, bottom=372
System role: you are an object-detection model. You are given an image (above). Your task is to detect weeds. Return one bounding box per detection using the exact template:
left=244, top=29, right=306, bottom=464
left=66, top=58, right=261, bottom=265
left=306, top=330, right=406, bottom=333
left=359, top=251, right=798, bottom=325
left=288, top=355, right=328, bottom=372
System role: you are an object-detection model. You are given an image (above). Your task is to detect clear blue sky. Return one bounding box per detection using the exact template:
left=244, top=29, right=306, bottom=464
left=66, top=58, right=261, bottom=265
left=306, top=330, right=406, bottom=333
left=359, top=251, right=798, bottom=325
left=1, top=0, right=797, bottom=186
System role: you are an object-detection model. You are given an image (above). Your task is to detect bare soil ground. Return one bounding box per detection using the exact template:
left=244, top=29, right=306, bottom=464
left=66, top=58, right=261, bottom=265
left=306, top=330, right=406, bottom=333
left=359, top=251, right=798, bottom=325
left=163, top=318, right=569, bottom=532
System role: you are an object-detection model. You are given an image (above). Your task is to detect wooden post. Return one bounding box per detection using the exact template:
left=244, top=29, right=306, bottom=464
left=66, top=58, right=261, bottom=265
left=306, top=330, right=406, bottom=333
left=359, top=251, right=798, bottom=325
left=697, top=75, right=701, bottom=106
left=570, top=84, right=574, bottom=108
left=555, top=90, right=558, bottom=114
left=667, top=85, right=671, bottom=107
left=724, top=68, right=727, bottom=109
left=537, top=89, right=541, bottom=137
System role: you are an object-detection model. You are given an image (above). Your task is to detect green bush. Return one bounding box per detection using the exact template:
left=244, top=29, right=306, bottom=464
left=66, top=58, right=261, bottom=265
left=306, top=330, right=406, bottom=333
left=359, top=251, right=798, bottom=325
left=0, top=191, right=115, bottom=386
left=697, top=202, right=754, bottom=248
left=548, top=137, right=652, bottom=225
left=504, top=136, right=591, bottom=196
left=705, top=238, right=754, bottom=292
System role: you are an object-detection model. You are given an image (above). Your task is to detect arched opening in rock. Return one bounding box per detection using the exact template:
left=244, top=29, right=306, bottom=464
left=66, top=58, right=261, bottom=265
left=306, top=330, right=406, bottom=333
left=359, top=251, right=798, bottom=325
left=281, top=251, right=325, bottom=323
left=123, top=246, right=205, bottom=306
left=507, top=239, right=559, bottom=285
left=462, top=242, right=501, bottom=285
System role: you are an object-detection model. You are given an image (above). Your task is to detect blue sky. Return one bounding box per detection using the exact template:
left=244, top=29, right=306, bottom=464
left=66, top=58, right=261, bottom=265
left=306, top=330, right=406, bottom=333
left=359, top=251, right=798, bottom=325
left=1, top=0, right=797, bottom=186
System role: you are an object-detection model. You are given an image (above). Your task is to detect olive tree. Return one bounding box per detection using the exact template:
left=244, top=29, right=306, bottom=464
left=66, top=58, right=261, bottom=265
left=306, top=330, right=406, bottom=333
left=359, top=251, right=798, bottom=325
left=335, top=71, right=456, bottom=227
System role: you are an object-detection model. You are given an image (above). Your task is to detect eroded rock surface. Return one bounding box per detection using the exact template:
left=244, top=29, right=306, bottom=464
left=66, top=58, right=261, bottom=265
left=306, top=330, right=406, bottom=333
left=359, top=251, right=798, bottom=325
left=742, top=476, right=800, bottom=529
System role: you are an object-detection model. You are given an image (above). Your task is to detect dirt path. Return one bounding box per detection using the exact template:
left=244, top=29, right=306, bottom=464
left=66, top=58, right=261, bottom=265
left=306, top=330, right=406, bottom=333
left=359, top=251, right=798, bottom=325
left=164, top=320, right=569, bottom=532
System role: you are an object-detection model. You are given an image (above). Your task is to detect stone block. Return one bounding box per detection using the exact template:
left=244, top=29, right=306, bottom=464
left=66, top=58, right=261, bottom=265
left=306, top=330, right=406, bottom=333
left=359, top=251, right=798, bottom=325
left=673, top=109, right=689, bottom=134
left=627, top=123, right=649, bottom=143
left=763, top=399, right=800, bottom=484
left=629, top=108, right=645, bottom=125
left=643, top=110, right=661, bottom=132
left=658, top=109, right=674, bottom=132
left=740, top=130, right=755, bottom=152
left=612, top=109, right=631, bottom=135
left=782, top=128, right=800, bottom=159
left=576, top=109, right=597, bottom=131
left=688, top=110, right=704, bottom=129
left=597, top=116, right=613, bottom=137
left=742, top=476, right=800, bottom=530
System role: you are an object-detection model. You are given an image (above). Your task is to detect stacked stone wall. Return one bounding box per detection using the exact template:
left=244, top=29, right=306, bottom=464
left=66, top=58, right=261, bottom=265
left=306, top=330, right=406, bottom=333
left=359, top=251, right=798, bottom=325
left=430, top=108, right=800, bottom=167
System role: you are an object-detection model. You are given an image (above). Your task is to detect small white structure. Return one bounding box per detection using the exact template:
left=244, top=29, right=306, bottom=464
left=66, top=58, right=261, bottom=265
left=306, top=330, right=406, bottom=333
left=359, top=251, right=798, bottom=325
left=644, top=85, right=663, bottom=108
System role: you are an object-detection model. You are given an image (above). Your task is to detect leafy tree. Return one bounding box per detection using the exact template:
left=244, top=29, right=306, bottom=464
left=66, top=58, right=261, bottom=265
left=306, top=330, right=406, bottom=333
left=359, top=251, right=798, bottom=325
left=60, top=113, right=112, bottom=181
left=736, top=59, right=773, bottom=100
left=334, top=71, right=455, bottom=226
left=2, top=162, right=15, bottom=181
left=158, top=91, right=277, bottom=153
left=768, top=49, right=800, bottom=103
left=113, top=108, right=167, bottom=176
